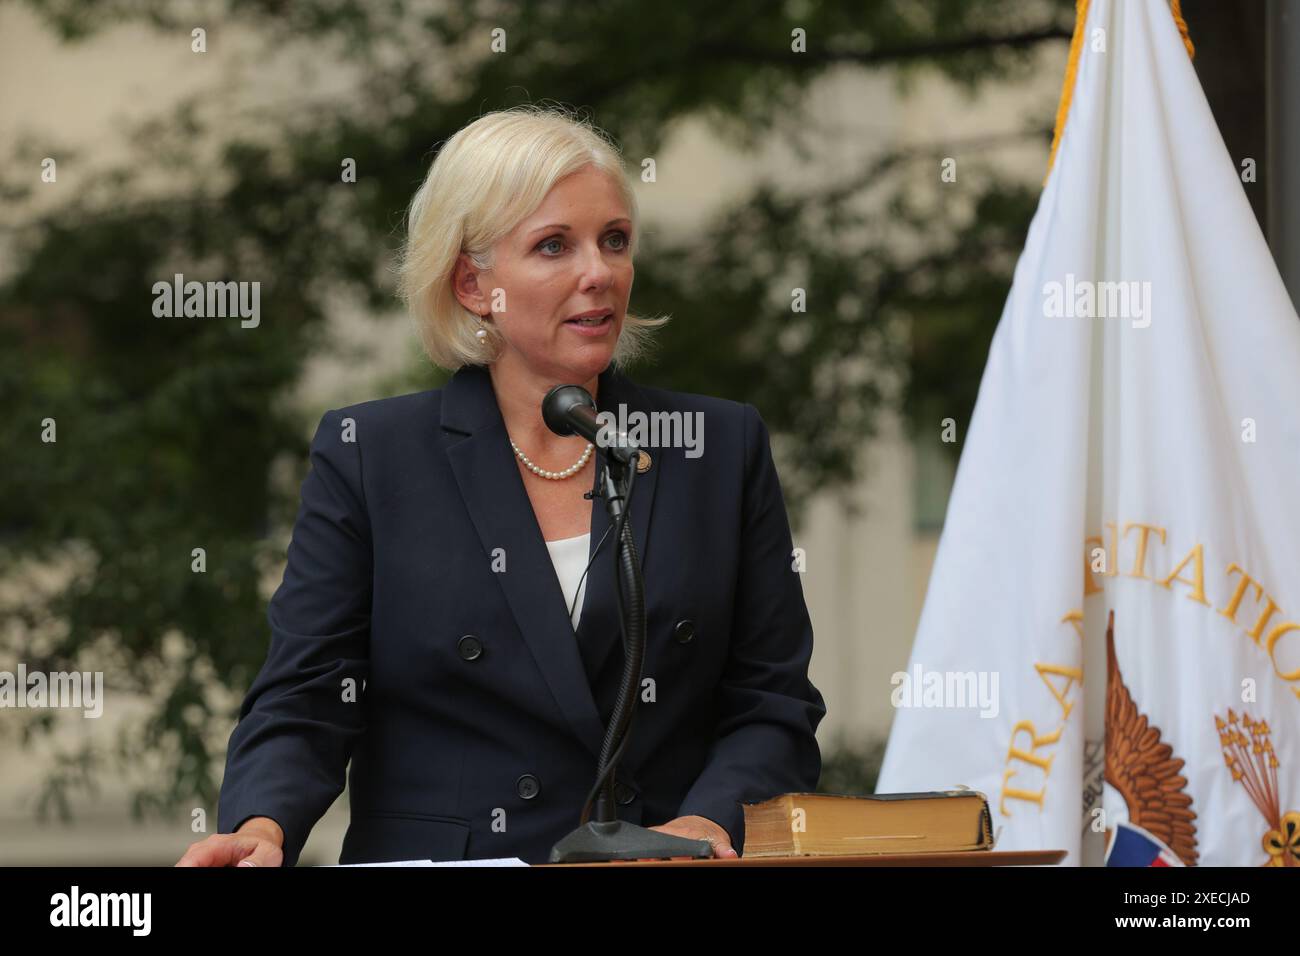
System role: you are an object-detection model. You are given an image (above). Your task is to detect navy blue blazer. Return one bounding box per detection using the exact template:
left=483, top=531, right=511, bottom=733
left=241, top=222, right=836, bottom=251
left=217, top=361, right=826, bottom=865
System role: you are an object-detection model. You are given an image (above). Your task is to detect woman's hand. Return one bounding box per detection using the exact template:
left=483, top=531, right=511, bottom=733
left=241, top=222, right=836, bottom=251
left=647, top=815, right=738, bottom=858
left=175, top=817, right=285, bottom=867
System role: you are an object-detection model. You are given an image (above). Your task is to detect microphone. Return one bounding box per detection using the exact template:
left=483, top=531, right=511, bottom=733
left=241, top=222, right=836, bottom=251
left=542, top=384, right=639, bottom=466
left=543, top=385, right=706, bottom=862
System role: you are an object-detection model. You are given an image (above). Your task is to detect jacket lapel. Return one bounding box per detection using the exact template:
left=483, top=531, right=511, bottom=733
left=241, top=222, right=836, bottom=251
left=440, top=363, right=659, bottom=765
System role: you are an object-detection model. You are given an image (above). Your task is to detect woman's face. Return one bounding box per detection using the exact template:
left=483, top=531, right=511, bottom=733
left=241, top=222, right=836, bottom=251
left=456, top=165, right=634, bottom=386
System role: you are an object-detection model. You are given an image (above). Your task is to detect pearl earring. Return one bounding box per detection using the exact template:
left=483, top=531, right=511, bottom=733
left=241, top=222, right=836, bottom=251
left=475, top=311, right=488, bottom=340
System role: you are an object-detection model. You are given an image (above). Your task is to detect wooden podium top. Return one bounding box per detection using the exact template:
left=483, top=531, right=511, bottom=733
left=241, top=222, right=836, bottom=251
left=539, top=849, right=1066, bottom=867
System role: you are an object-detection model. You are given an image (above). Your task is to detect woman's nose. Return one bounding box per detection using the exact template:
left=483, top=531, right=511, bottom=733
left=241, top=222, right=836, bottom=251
left=575, top=241, right=616, bottom=289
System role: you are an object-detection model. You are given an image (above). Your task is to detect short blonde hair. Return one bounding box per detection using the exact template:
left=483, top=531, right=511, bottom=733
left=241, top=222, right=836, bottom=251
left=397, top=104, right=669, bottom=372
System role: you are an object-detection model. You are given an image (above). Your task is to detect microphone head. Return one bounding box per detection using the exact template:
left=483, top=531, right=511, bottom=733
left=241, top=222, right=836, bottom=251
left=542, top=384, right=595, bottom=437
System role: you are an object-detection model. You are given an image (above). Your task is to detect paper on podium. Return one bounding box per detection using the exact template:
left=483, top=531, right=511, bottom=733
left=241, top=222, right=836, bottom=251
left=320, top=857, right=528, bottom=867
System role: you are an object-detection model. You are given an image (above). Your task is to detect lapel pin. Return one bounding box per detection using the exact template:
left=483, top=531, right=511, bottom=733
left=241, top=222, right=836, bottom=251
left=635, top=450, right=652, bottom=474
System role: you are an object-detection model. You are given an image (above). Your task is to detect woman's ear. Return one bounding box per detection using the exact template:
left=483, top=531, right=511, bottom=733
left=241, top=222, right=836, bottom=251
left=451, top=252, right=488, bottom=315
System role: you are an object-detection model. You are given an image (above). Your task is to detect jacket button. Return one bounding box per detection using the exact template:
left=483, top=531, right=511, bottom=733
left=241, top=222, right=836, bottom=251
left=516, top=773, right=541, bottom=800
left=614, top=781, right=637, bottom=806
left=673, top=619, right=695, bottom=644
left=457, top=635, right=483, bottom=661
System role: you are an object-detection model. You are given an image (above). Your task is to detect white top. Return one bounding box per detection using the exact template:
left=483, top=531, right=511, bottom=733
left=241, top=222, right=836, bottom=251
left=544, top=532, right=590, bottom=630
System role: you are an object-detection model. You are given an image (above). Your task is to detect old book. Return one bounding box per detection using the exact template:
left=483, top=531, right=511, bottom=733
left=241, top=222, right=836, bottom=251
left=742, top=790, right=995, bottom=858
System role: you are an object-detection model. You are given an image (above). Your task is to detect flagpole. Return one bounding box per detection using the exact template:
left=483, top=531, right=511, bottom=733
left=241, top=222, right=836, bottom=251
left=1266, top=0, right=1300, bottom=313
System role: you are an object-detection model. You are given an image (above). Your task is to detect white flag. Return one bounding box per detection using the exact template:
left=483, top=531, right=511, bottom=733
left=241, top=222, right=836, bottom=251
left=877, top=0, right=1300, bottom=867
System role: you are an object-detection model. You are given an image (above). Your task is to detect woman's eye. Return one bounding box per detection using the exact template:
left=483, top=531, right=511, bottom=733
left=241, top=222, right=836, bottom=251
left=537, top=231, right=630, bottom=256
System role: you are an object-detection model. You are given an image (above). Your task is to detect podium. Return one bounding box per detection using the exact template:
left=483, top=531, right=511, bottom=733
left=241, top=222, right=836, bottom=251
left=538, top=849, right=1066, bottom=867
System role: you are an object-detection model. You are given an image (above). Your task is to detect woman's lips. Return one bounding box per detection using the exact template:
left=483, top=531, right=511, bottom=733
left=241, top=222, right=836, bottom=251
left=563, top=313, right=614, bottom=336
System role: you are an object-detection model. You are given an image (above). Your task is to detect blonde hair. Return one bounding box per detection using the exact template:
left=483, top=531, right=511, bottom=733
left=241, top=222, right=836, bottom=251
left=397, top=104, right=669, bottom=372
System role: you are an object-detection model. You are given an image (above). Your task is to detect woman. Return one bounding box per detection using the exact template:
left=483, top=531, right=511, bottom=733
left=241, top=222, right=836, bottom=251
left=178, top=105, right=825, bottom=867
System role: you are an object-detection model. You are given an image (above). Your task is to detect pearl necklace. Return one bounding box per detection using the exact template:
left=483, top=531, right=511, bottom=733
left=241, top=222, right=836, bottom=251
left=510, top=437, right=594, bottom=480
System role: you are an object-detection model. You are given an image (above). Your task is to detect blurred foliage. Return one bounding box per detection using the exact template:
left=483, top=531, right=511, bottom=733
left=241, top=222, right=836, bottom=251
left=817, top=733, right=887, bottom=797
left=0, top=0, right=1071, bottom=821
